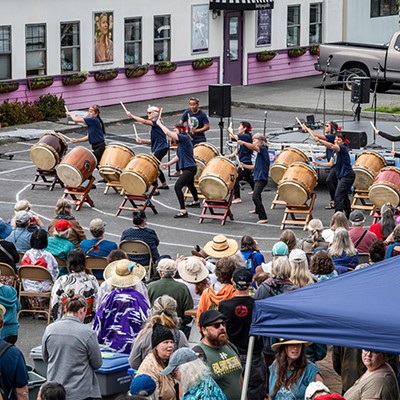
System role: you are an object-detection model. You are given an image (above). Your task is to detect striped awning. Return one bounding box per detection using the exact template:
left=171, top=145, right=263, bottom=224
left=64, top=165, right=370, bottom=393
left=209, top=0, right=274, bottom=10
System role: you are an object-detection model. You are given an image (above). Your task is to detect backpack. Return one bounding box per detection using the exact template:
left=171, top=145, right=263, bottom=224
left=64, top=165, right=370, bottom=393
left=245, top=252, right=257, bottom=273
left=0, top=341, right=13, bottom=399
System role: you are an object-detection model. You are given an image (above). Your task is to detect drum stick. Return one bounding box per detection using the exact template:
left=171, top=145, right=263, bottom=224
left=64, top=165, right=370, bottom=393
left=309, top=145, right=315, bottom=163
left=295, top=117, right=310, bottom=135
left=370, top=121, right=378, bottom=133
left=392, top=142, right=395, bottom=153
left=56, top=132, right=73, bottom=143
left=64, top=105, right=69, bottom=114
left=133, top=124, right=140, bottom=141
left=158, top=107, right=163, bottom=121
left=120, top=101, right=128, bottom=114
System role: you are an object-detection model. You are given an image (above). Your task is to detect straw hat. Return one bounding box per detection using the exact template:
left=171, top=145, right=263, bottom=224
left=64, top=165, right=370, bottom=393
left=271, top=338, right=312, bottom=352
left=203, top=235, right=238, bottom=258
left=104, top=259, right=146, bottom=288
left=178, top=257, right=209, bottom=283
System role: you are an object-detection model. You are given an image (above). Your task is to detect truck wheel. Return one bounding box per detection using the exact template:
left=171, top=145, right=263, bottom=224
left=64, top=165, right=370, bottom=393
left=376, top=82, right=393, bottom=93
left=341, top=67, right=368, bottom=91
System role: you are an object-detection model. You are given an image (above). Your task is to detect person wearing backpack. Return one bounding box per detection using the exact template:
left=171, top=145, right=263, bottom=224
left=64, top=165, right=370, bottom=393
left=240, top=235, right=264, bottom=275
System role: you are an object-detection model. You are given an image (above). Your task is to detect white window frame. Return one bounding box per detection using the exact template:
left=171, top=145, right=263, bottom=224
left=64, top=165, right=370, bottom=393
left=287, top=5, right=301, bottom=47
left=309, top=3, right=322, bottom=44
left=154, top=15, right=171, bottom=62
left=125, top=17, right=142, bottom=65
left=60, top=21, right=80, bottom=73
left=26, top=23, right=47, bottom=76
left=0, top=25, right=12, bottom=80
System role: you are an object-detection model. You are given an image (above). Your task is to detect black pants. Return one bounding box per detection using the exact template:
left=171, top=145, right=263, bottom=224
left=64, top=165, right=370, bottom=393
left=91, top=142, right=106, bottom=166
left=335, top=172, right=355, bottom=218
left=326, top=167, right=338, bottom=202
left=175, top=166, right=198, bottom=209
left=253, top=180, right=268, bottom=220
left=153, top=148, right=168, bottom=185
left=233, top=167, right=255, bottom=198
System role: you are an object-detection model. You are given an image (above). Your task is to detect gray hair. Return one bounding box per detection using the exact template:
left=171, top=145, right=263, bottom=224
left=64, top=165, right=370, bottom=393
left=329, top=227, right=357, bottom=257
left=271, top=256, right=291, bottom=280
left=156, top=259, right=177, bottom=278
left=176, top=358, right=211, bottom=392
left=55, top=198, right=72, bottom=216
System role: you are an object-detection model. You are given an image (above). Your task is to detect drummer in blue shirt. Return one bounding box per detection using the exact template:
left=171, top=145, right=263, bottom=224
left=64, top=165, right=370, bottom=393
left=237, top=133, right=270, bottom=224
left=157, top=120, right=199, bottom=219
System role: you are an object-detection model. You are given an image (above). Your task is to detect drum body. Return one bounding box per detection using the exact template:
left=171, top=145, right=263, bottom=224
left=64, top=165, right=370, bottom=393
left=120, top=154, right=160, bottom=195
left=369, top=167, right=400, bottom=208
left=270, top=148, right=309, bottom=184
left=278, top=162, right=318, bottom=205
left=30, top=132, right=68, bottom=170
left=353, top=151, right=386, bottom=190
left=99, top=142, right=135, bottom=181
left=198, top=156, right=238, bottom=200
left=194, top=143, right=220, bottom=181
left=56, top=146, right=97, bottom=187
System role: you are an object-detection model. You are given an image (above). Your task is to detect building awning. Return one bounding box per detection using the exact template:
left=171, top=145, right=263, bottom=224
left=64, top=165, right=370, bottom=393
left=209, top=0, right=274, bottom=10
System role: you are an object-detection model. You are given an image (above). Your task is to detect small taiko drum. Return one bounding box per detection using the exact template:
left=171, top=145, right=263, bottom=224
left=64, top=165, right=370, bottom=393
left=99, top=142, right=135, bottom=182
left=369, top=167, right=400, bottom=208
left=120, top=154, right=160, bottom=195
left=30, top=132, right=68, bottom=170
left=270, top=147, right=309, bottom=184
left=353, top=151, right=386, bottom=191
left=194, top=143, right=220, bottom=181
left=198, top=156, right=238, bottom=200
left=278, top=162, right=318, bottom=205
left=56, top=146, right=97, bottom=187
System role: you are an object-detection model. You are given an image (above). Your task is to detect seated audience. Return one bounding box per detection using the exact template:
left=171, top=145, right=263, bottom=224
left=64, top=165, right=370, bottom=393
left=130, top=374, right=157, bottom=398
left=369, top=203, right=397, bottom=241
left=279, top=229, right=298, bottom=252
left=37, top=382, right=66, bottom=400
left=301, top=219, right=329, bottom=253
left=256, top=241, right=289, bottom=275
left=0, top=283, right=21, bottom=344
left=310, top=251, right=338, bottom=282
left=0, top=220, right=19, bottom=272
left=11, top=200, right=39, bottom=232
left=356, top=240, right=386, bottom=269
left=305, top=382, right=345, bottom=400
left=385, top=225, right=400, bottom=258
left=348, top=210, right=377, bottom=253
left=80, top=218, right=117, bottom=257
left=289, top=249, right=314, bottom=287
left=328, top=228, right=358, bottom=274
left=240, top=235, right=264, bottom=275
left=322, top=211, right=349, bottom=243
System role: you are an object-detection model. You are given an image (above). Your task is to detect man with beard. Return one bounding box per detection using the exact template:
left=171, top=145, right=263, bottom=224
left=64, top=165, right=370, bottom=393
left=193, top=310, right=243, bottom=400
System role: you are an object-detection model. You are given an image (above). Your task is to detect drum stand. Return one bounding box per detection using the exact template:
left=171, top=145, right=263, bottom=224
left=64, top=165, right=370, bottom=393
left=198, top=191, right=234, bottom=226
left=280, top=193, right=316, bottom=231
left=116, top=184, right=158, bottom=216
left=271, top=192, right=286, bottom=209
left=62, top=176, right=95, bottom=211
left=184, top=182, right=205, bottom=201
left=351, top=190, right=374, bottom=215
left=31, top=169, right=64, bottom=191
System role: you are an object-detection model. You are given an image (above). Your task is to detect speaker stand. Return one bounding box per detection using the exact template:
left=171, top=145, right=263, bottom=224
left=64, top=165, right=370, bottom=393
left=218, top=118, right=224, bottom=155
left=354, top=103, right=362, bottom=122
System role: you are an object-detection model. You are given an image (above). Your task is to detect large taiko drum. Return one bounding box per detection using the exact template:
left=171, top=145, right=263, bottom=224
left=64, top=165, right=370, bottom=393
left=194, top=143, right=220, bottom=181
left=30, top=132, right=68, bottom=170
left=198, top=156, right=238, bottom=200
left=99, top=142, right=135, bottom=182
left=278, top=162, right=318, bottom=205
left=120, top=154, right=160, bottom=195
left=270, top=148, right=309, bottom=184
left=353, top=151, right=386, bottom=190
left=369, top=167, right=400, bottom=208
left=56, top=146, right=97, bottom=187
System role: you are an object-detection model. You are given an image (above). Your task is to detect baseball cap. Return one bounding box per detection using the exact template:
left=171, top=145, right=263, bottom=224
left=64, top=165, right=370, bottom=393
left=349, top=210, right=365, bottom=223
left=305, top=381, right=331, bottom=399
left=232, top=267, right=253, bottom=289
left=161, top=347, right=198, bottom=375
left=15, top=211, right=31, bottom=226
left=0, top=221, right=12, bottom=239
left=54, top=219, right=72, bottom=232
left=89, top=218, right=106, bottom=231
left=198, top=310, right=226, bottom=328
left=130, top=374, right=156, bottom=396
left=272, top=241, right=289, bottom=256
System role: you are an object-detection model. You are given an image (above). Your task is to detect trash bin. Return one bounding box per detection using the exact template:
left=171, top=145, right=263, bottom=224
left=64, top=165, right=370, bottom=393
left=28, top=367, right=46, bottom=400
left=29, top=346, right=47, bottom=378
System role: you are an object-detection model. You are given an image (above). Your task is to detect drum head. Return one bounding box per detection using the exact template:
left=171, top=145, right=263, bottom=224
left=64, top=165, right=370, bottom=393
left=278, top=181, right=308, bottom=205
left=353, top=167, right=374, bottom=191
left=369, top=184, right=400, bottom=208
left=199, top=175, right=229, bottom=200
left=120, top=171, right=148, bottom=195
left=195, top=159, right=206, bottom=181
left=270, top=164, right=286, bottom=184
left=107, top=142, right=135, bottom=156
left=31, top=145, right=58, bottom=170
left=56, top=164, right=83, bottom=187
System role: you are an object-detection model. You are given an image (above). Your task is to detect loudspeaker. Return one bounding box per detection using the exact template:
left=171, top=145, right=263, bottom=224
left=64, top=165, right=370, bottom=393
left=209, top=84, right=231, bottom=118
left=341, top=130, right=368, bottom=149
left=351, top=77, right=370, bottom=104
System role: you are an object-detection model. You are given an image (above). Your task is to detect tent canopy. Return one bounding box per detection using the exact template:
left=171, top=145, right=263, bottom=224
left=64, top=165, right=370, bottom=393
left=250, top=257, right=400, bottom=353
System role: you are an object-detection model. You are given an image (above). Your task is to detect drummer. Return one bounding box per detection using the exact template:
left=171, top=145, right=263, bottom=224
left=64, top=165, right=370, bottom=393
left=313, top=133, right=355, bottom=218
left=157, top=120, right=199, bottom=219
left=125, top=106, right=169, bottom=191
left=237, top=134, right=270, bottom=224
left=227, top=121, right=255, bottom=204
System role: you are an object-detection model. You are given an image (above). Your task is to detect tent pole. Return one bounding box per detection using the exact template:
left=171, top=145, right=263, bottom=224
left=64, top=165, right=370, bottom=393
left=241, top=335, right=255, bottom=400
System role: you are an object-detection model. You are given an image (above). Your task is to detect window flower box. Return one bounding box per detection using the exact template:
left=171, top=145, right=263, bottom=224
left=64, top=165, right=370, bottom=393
left=192, top=58, right=213, bottom=70
left=309, top=45, right=320, bottom=56
left=288, top=47, right=307, bottom=58
left=28, top=77, right=54, bottom=91
left=125, top=64, right=150, bottom=78
left=94, top=69, right=119, bottom=82
left=0, top=81, right=19, bottom=94
left=62, top=71, right=89, bottom=86
left=154, top=62, right=177, bottom=75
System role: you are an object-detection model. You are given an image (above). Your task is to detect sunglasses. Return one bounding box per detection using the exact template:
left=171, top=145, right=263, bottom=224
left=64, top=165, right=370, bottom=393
left=206, top=321, right=226, bottom=329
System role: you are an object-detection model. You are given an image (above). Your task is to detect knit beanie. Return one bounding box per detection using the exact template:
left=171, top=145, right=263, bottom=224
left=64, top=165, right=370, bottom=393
left=151, top=324, right=174, bottom=348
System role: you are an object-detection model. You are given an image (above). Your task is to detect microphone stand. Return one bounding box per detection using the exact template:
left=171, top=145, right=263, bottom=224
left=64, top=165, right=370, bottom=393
left=321, top=56, right=332, bottom=127
left=263, top=111, right=267, bottom=136
left=218, top=118, right=224, bottom=155
left=367, top=64, right=383, bottom=149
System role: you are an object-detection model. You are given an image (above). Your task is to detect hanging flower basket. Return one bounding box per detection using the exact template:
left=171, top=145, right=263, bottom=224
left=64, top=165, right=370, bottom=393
left=0, top=81, right=19, bottom=94
left=288, top=47, right=307, bottom=58
left=309, top=45, right=320, bottom=56
left=154, top=62, right=177, bottom=75
left=125, top=64, right=150, bottom=78
left=62, top=71, right=89, bottom=86
left=28, top=77, right=54, bottom=91
left=256, top=51, right=277, bottom=62
left=192, top=58, right=213, bottom=70
left=94, top=69, right=119, bottom=82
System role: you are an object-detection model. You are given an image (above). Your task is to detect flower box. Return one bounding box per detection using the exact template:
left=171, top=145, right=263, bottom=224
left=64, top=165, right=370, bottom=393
left=288, top=47, right=307, bottom=58
left=125, top=64, right=150, bottom=78
left=62, top=72, right=89, bottom=86
left=309, top=45, right=319, bottom=56
left=0, top=81, right=19, bottom=94
left=192, top=58, right=213, bottom=70
left=154, top=62, right=177, bottom=75
left=256, top=51, right=277, bottom=62
left=94, top=69, right=119, bottom=82
left=28, top=77, right=54, bottom=91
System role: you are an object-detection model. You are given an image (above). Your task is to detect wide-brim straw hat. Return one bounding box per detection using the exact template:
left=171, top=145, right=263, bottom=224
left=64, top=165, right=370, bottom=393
left=178, top=257, right=209, bottom=283
left=203, top=235, right=238, bottom=258
left=104, top=259, right=146, bottom=288
left=271, top=338, right=312, bottom=352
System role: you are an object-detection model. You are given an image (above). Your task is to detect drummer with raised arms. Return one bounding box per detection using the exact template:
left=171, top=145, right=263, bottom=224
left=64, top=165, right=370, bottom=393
left=126, top=106, right=169, bottom=191
left=157, top=120, right=199, bottom=219
left=237, top=133, right=270, bottom=224
left=227, top=121, right=255, bottom=204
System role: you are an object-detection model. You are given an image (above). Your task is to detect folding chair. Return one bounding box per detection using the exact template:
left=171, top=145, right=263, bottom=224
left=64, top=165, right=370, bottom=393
left=0, top=262, right=18, bottom=288
left=119, top=240, right=154, bottom=280
left=357, top=253, right=370, bottom=264
left=85, top=256, right=109, bottom=283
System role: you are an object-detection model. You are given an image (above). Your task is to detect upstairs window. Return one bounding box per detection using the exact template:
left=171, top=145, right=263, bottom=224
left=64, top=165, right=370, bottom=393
left=26, top=24, right=46, bottom=76
left=310, top=3, right=322, bottom=44
left=125, top=17, right=142, bottom=65
left=61, top=22, right=80, bottom=73
left=154, top=15, right=171, bottom=62
left=287, top=5, right=300, bottom=47
left=371, top=0, right=397, bottom=17
left=0, top=26, right=11, bottom=80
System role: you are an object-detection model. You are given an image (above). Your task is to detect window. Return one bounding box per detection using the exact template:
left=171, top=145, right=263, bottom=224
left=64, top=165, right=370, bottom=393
left=26, top=24, right=46, bottom=76
left=0, top=26, right=11, bottom=80
left=125, top=17, right=142, bottom=65
left=309, top=3, right=322, bottom=44
left=60, top=22, right=80, bottom=73
left=287, top=5, right=300, bottom=47
left=154, top=15, right=171, bottom=62
left=371, top=0, right=397, bottom=17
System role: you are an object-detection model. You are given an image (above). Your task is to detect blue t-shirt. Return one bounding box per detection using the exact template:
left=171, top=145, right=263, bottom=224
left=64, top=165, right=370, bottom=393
left=84, top=117, right=105, bottom=145
left=253, top=146, right=270, bottom=181
left=177, top=134, right=196, bottom=170
left=325, top=134, right=335, bottom=162
left=181, top=109, right=209, bottom=144
left=80, top=238, right=118, bottom=257
left=150, top=120, right=168, bottom=153
left=237, top=133, right=253, bottom=164
left=335, top=144, right=353, bottom=179
left=241, top=250, right=265, bottom=275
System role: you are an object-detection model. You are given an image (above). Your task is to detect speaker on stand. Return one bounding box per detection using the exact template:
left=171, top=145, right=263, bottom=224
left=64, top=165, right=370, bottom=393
left=351, top=77, right=370, bottom=122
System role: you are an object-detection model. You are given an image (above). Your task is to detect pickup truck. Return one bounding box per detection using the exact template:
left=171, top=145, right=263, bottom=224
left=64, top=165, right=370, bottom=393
left=314, top=31, right=400, bottom=92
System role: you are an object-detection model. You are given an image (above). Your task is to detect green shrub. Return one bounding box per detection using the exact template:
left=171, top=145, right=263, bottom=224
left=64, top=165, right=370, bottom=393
left=36, top=94, right=65, bottom=121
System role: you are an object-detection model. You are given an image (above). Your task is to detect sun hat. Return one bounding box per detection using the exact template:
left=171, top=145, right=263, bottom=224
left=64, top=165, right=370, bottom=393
left=307, top=219, right=324, bottom=231
left=232, top=267, right=253, bottom=290
left=130, top=374, right=157, bottom=396
left=271, top=338, right=312, bottom=352
left=0, top=221, right=12, bottom=239
left=203, top=235, right=238, bottom=258
left=349, top=210, right=365, bottom=224
left=103, top=259, right=146, bottom=288
left=15, top=211, right=31, bottom=226
left=305, top=382, right=331, bottom=399
left=198, top=310, right=227, bottom=328
left=89, top=218, right=106, bottom=231
left=161, top=347, right=198, bottom=376
left=54, top=219, right=72, bottom=232
left=272, top=241, right=289, bottom=256
left=177, top=257, right=209, bottom=283
left=151, top=324, right=174, bottom=348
